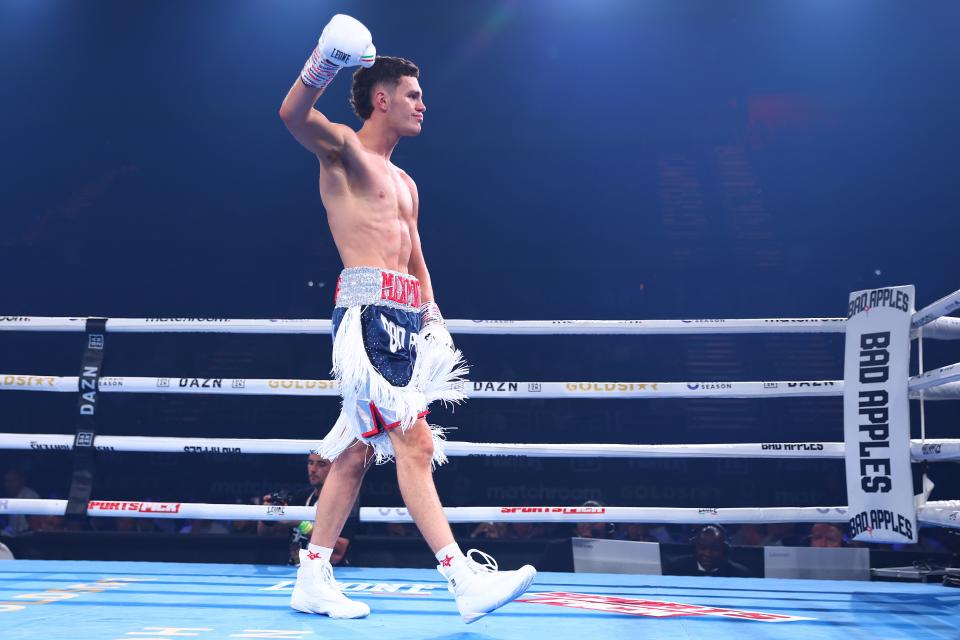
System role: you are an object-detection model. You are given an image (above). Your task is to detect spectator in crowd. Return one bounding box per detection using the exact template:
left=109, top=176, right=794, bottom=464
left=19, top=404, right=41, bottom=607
left=573, top=500, right=615, bottom=539
left=731, top=523, right=767, bottom=546
left=808, top=522, right=846, bottom=548
left=575, top=520, right=611, bottom=539
left=2, top=469, right=40, bottom=536
left=470, top=522, right=507, bottom=539
left=663, top=524, right=751, bottom=578
left=616, top=523, right=658, bottom=543
left=259, top=454, right=355, bottom=565
left=645, top=524, right=683, bottom=545
left=505, top=522, right=548, bottom=540
left=765, top=522, right=803, bottom=547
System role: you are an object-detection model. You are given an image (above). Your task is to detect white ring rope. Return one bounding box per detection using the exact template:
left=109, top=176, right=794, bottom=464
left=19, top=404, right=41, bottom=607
left=909, top=362, right=960, bottom=392
left=2, top=374, right=959, bottom=399
left=3, top=433, right=960, bottom=461
left=912, top=288, right=960, bottom=329
left=1, top=498, right=957, bottom=529
left=917, top=502, right=960, bottom=529
left=1, top=314, right=959, bottom=337
left=359, top=505, right=960, bottom=527
left=911, top=381, right=960, bottom=400
left=0, top=376, right=840, bottom=398
left=2, top=288, right=958, bottom=533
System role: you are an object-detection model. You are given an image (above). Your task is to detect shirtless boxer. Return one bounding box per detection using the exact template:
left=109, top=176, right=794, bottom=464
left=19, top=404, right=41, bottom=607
left=278, top=14, right=536, bottom=623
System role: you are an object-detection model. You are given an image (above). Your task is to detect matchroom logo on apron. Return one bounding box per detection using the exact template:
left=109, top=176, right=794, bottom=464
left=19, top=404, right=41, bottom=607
left=843, top=285, right=917, bottom=544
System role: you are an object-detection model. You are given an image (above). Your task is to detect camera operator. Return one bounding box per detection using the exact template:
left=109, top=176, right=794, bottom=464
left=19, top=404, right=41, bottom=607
left=259, top=454, right=357, bottom=565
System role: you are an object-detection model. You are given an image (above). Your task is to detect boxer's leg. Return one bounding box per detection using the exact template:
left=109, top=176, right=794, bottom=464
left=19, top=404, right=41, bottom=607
left=387, top=416, right=537, bottom=624
left=308, top=439, right=371, bottom=549
left=388, top=416, right=455, bottom=553
left=291, top=304, right=373, bottom=619
left=291, top=420, right=371, bottom=619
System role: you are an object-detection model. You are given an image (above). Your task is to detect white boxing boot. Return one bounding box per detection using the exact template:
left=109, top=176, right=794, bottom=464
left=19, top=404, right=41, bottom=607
left=290, top=549, right=370, bottom=618
left=440, top=549, right=537, bottom=624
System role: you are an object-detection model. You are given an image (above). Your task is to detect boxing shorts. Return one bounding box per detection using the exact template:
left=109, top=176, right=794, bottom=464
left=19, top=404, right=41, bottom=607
left=314, top=267, right=468, bottom=466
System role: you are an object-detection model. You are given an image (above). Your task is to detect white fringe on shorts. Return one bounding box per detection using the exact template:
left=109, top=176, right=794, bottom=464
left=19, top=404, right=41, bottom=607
left=316, top=305, right=469, bottom=467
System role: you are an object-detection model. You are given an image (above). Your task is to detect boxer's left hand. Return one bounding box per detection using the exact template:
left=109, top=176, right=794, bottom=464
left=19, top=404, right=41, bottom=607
left=420, top=323, right=454, bottom=350
left=419, top=301, right=454, bottom=349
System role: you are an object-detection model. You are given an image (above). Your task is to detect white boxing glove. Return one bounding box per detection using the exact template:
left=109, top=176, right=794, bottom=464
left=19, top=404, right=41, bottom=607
left=420, top=323, right=454, bottom=350
left=419, top=301, right=454, bottom=350
left=301, top=14, right=376, bottom=90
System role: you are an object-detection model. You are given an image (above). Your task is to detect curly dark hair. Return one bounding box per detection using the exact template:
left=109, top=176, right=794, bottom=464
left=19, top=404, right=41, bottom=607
left=350, top=56, right=419, bottom=121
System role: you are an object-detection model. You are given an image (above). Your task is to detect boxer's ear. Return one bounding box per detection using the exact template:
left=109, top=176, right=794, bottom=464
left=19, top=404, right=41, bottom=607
left=373, top=86, right=390, bottom=113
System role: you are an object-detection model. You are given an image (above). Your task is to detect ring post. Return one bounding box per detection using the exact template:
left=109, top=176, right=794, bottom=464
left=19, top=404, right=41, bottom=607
left=65, top=318, right=107, bottom=518
left=843, top=286, right=917, bottom=544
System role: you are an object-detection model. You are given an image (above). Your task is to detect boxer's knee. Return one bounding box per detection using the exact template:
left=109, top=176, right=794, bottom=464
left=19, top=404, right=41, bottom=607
left=333, top=441, right=371, bottom=479
left=391, top=419, right=434, bottom=468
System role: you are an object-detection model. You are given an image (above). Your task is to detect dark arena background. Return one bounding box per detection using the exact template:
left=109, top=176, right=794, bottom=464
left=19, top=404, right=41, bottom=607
left=1, top=2, right=960, bottom=637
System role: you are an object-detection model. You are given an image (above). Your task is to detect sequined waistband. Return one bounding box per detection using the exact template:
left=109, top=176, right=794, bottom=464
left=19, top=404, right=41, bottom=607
left=334, top=267, right=422, bottom=311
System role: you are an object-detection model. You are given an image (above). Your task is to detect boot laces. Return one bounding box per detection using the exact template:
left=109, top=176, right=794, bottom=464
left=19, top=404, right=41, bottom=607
left=314, top=558, right=338, bottom=588
left=465, top=548, right=498, bottom=574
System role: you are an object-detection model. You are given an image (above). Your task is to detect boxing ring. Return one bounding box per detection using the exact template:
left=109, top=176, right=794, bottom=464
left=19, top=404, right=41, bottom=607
left=2, top=285, right=960, bottom=638
left=3, top=560, right=959, bottom=639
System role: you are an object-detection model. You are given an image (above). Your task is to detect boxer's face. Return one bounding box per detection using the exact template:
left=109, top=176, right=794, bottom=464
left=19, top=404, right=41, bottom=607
left=383, top=76, right=425, bottom=136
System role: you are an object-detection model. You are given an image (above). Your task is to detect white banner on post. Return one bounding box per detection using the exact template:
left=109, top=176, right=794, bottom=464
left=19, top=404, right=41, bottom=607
left=843, top=286, right=917, bottom=544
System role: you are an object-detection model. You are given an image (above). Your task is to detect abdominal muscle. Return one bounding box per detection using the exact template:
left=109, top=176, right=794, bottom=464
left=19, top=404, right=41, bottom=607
left=324, top=195, right=414, bottom=275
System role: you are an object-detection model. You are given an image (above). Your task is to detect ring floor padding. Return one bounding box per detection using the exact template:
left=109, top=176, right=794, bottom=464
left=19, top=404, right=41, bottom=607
left=2, top=560, right=958, bottom=639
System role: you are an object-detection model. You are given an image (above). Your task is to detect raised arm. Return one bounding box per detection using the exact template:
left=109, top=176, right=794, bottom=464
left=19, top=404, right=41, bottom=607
left=279, top=81, right=353, bottom=156
left=278, top=14, right=376, bottom=156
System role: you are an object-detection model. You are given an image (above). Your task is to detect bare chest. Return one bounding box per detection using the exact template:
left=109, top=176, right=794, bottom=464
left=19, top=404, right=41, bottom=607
left=363, top=165, right=414, bottom=220
left=320, top=152, right=418, bottom=270
left=322, top=154, right=414, bottom=218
